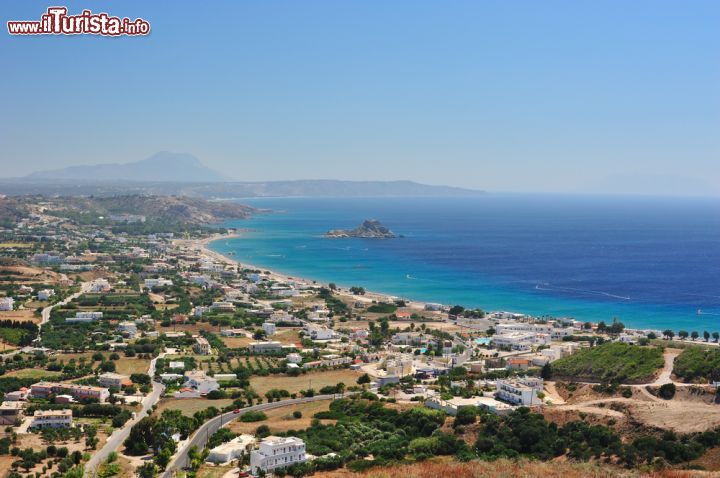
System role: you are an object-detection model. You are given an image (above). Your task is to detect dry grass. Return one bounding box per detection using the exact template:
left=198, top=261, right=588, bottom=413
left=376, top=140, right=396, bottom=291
left=114, top=358, right=151, bottom=375
left=274, top=328, right=302, bottom=345
left=249, top=369, right=361, bottom=396
left=155, top=398, right=234, bottom=417
left=196, top=464, right=235, bottom=478
left=227, top=400, right=334, bottom=435
left=5, top=368, right=61, bottom=379
left=0, top=309, right=40, bottom=323
left=315, top=457, right=635, bottom=478
left=221, top=336, right=254, bottom=348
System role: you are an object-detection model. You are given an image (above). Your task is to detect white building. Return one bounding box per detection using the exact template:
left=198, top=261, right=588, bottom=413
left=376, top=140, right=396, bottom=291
left=304, top=324, right=336, bottom=341
left=66, top=311, right=104, bottom=323
left=183, top=370, right=219, bottom=394
left=0, top=297, right=14, bottom=311
left=207, top=434, right=255, bottom=464
left=210, top=301, right=235, bottom=312
left=168, top=361, right=186, bottom=370
left=37, top=289, right=55, bottom=301
left=249, top=341, right=283, bottom=354
left=286, top=353, right=302, bottom=364
left=30, top=409, right=73, bottom=429
left=492, top=332, right=550, bottom=351
left=495, top=377, right=544, bottom=406
left=98, top=373, right=130, bottom=390
left=250, top=436, right=307, bottom=475
left=262, top=322, right=277, bottom=336
left=194, top=337, right=212, bottom=355
left=144, top=277, right=173, bottom=289
left=89, top=279, right=111, bottom=293
left=117, top=321, right=138, bottom=338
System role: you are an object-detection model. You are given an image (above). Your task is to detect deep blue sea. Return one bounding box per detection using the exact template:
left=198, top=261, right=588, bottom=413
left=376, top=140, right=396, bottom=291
left=210, top=195, right=720, bottom=332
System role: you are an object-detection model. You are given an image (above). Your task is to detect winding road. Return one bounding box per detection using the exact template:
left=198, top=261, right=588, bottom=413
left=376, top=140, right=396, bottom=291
left=84, top=353, right=168, bottom=477
left=161, top=394, right=344, bottom=478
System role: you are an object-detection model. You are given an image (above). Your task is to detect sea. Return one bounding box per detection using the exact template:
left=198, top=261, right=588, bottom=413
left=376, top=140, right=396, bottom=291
left=209, top=194, right=720, bottom=333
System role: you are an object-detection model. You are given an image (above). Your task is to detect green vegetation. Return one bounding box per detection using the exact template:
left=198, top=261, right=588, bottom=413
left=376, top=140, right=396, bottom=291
left=673, top=346, right=720, bottom=382
left=550, top=342, right=663, bottom=383
left=658, top=383, right=676, bottom=399
left=275, top=398, right=451, bottom=475
left=367, top=303, right=397, bottom=314
left=0, top=320, right=38, bottom=346
left=239, top=410, right=267, bottom=422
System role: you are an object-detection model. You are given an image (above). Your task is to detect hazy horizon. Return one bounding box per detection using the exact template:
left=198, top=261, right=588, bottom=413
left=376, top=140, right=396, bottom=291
left=2, top=1, right=719, bottom=196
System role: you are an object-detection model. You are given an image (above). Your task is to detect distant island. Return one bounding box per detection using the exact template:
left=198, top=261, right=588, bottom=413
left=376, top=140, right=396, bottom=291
left=325, top=219, right=397, bottom=239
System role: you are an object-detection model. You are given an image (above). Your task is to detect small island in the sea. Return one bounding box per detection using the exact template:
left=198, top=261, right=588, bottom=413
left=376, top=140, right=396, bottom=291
left=325, top=219, right=397, bottom=239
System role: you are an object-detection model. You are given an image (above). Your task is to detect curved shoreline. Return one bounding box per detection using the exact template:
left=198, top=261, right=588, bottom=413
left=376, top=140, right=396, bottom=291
left=190, top=232, right=446, bottom=314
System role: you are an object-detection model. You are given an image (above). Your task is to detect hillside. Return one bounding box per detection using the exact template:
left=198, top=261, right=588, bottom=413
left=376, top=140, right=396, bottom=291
left=673, top=346, right=720, bottom=383
left=41, top=195, right=255, bottom=225
left=550, top=342, right=664, bottom=383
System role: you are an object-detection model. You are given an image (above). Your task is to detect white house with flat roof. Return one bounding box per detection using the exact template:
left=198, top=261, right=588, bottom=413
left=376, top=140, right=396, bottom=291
left=207, top=434, right=255, bottom=464
left=30, top=409, right=73, bottom=429
left=262, top=322, right=277, bottom=336
left=250, top=436, right=306, bottom=475
left=495, top=377, right=544, bottom=406
left=0, top=298, right=14, bottom=311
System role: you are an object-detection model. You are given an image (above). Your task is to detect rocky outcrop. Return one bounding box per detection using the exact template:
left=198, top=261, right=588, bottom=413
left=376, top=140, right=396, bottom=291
left=325, top=219, right=396, bottom=239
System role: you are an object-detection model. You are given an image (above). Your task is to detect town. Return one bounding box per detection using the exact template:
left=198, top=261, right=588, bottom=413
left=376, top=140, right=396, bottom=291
left=0, top=195, right=719, bottom=478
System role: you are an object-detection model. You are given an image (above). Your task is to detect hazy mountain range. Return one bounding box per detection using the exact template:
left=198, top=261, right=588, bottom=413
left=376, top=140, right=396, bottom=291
left=26, top=152, right=227, bottom=183
left=2, top=152, right=484, bottom=198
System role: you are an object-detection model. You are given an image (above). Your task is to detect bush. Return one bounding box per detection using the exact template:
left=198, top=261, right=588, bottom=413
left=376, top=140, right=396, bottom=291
left=658, top=383, right=676, bottom=400
left=293, top=410, right=302, bottom=419
left=240, top=411, right=267, bottom=422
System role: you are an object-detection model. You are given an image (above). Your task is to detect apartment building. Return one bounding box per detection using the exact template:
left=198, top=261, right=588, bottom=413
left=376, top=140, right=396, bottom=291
left=250, top=436, right=307, bottom=475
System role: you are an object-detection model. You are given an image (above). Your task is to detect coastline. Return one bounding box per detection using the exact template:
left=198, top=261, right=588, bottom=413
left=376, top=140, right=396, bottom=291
left=188, top=232, right=440, bottom=314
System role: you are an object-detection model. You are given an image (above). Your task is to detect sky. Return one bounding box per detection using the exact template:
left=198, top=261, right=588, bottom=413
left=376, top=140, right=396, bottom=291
left=1, top=1, right=719, bottom=194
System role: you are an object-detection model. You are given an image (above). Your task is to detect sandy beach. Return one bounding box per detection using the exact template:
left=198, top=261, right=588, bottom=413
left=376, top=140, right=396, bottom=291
left=182, top=232, right=440, bottom=314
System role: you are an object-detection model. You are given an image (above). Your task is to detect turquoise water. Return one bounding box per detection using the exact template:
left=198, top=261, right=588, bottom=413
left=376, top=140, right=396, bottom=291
left=210, top=195, right=720, bottom=332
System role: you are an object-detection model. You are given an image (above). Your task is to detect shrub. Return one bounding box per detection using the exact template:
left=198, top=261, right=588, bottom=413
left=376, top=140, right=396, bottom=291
left=658, top=383, right=676, bottom=400
left=240, top=411, right=267, bottom=422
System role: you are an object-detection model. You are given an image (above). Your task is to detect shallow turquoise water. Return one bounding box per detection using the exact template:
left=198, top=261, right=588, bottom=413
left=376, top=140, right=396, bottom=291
left=210, top=195, right=720, bottom=332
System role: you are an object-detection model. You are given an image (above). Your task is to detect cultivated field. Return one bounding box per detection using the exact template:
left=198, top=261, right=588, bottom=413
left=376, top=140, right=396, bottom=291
left=248, top=369, right=361, bottom=395
left=155, top=397, right=234, bottom=417
left=227, top=400, right=334, bottom=435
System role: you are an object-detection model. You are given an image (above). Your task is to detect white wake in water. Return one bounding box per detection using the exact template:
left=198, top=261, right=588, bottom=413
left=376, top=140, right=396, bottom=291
left=535, top=282, right=631, bottom=300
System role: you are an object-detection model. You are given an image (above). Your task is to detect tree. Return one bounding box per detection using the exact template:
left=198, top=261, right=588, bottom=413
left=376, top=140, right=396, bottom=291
left=663, top=329, right=674, bottom=340
left=678, top=330, right=689, bottom=340
left=658, top=383, right=676, bottom=400
left=704, top=331, right=711, bottom=342
left=691, top=331, right=699, bottom=341
left=608, top=318, right=625, bottom=335
left=449, top=305, right=465, bottom=317
left=357, top=373, right=370, bottom=385
left=713, top=332, right=720, bottom=343
left=328, top=283, right=337, bottom=291
left=540, top=362, right=552, bottom=380
left=454, top=406, right=477, bottom=427
left=137, top=462, right=157, bottom=478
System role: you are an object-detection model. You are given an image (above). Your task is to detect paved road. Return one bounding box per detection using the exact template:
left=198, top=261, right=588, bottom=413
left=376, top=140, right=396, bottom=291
left=84, top=353, right=167, bottom=477
left=161, top=394, right=343, bottom=478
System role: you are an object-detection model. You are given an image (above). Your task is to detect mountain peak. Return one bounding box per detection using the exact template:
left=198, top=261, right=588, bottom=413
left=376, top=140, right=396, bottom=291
left=26, top=152, right=226, bottom=183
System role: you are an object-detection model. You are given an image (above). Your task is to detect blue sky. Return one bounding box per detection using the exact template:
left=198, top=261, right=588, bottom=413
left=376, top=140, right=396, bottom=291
left=1, top=1, right=719, bottom=194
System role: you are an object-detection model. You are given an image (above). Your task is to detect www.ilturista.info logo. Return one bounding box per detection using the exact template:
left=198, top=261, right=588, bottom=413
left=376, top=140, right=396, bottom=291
left=7, top=7, right=150, bottom=36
